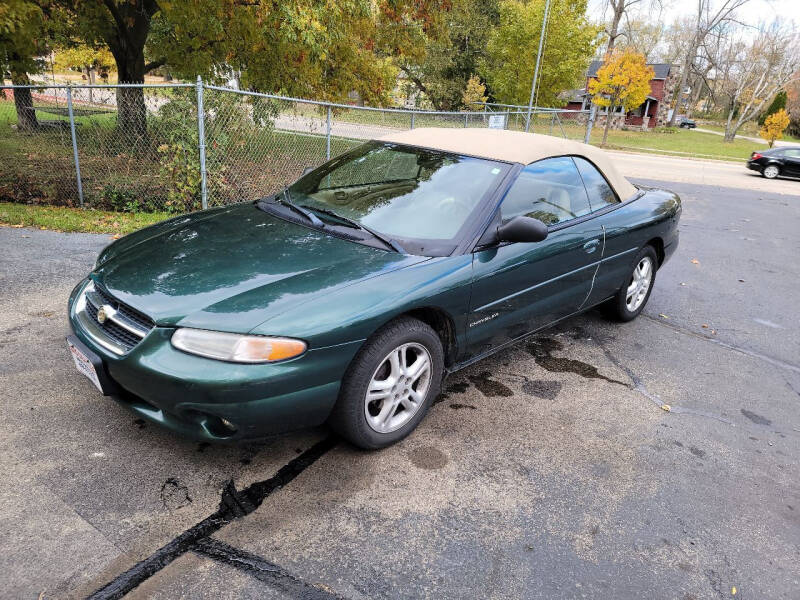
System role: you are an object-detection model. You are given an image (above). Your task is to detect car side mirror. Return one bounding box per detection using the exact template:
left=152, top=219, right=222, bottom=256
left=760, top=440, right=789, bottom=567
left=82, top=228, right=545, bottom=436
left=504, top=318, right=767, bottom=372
left=496, top=216, right=549, bottom=244
left=301, top=166, right=315, bottom=177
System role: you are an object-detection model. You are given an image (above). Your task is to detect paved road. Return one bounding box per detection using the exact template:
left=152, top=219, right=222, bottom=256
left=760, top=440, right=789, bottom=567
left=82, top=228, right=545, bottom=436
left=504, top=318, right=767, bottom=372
left=610, top=150, right=800, bottom=195
left=1, top=178, right=798, bottom=599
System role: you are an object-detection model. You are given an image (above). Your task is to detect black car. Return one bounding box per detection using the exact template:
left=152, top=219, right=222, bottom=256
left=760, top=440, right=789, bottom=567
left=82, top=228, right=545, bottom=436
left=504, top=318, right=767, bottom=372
left=679, top=118, right=696, bottom=129
left=746, top=147, right=800, bottom=179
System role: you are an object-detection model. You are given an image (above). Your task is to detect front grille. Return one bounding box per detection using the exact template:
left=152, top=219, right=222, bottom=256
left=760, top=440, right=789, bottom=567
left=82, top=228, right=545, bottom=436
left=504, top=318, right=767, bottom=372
left=93, top=285, right=154, bottom=334
left=76, top=281, right=155, bottom=354
left=84, top=300, right=146, bottom=350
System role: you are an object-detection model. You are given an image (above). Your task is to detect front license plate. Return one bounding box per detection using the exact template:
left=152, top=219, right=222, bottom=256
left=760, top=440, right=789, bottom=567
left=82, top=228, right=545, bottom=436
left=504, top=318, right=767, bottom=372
left=68, top=340, right=104, bottom=393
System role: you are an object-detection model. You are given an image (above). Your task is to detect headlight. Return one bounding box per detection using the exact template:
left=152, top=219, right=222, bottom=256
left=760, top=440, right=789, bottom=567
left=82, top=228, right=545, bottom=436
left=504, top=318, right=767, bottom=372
left=171, top=329, right=307, bottom=363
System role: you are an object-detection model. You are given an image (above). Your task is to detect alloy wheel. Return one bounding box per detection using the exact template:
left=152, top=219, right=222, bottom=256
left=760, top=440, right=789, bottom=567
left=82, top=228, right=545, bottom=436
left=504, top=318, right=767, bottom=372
left=626, top=256, right=653, bottom=312
left=763, top=165, right=779, bottom=179
left=364, top=342, right=432, bottom=434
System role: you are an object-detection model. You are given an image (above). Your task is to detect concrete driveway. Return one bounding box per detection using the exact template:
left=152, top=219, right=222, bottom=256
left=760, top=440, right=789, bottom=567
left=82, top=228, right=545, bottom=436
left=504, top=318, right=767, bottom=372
left=1, top=176, right=798, bottom=599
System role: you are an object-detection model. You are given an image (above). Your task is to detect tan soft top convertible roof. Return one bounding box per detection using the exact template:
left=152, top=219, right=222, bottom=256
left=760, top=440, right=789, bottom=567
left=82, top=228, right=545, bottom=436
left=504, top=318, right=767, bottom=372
left=379, top=127, right=637, bottom=200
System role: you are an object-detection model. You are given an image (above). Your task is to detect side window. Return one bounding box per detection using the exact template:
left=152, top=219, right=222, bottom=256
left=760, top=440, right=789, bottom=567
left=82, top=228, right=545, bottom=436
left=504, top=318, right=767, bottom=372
left=574, top=156, right=619, bottom=210
left=500, top=157, right=592, bottom=226
left=783, top=149, right=800, bottom=158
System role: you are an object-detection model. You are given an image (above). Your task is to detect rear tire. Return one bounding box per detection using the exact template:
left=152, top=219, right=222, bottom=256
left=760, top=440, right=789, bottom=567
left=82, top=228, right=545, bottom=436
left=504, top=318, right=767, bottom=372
left=328, top=316, right=444, bottom=449
left=762, top=164, right=780, bottom=179
left=603, top=246, right=658, bottom=322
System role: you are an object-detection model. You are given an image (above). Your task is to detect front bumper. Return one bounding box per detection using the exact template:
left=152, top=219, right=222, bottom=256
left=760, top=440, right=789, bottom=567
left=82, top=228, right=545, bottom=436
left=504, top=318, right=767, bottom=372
left=67, top=280, right=364, bottom=441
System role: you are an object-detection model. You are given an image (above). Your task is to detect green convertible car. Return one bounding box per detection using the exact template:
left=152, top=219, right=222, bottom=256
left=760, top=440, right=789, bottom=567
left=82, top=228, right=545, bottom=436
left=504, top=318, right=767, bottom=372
left=67, top=128, right=680, bottom=448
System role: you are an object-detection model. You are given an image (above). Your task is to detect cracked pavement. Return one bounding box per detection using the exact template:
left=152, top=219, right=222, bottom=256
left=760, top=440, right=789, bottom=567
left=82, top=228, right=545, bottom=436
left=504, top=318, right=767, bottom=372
left=1, top=177, right=798, bottom=599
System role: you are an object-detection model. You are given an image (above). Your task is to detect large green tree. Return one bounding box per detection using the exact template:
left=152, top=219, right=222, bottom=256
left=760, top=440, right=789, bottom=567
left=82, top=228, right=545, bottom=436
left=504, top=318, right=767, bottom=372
left=44, top=0, right=411, bottom=138
left=0, top=0, right=46, bottom=130
left=482, top=0, right=598, bottom=107
left=45, top=0, right=160, bottom=138
left=387, top=0, right=499, bottom=110
left=152, top=0, right=399, bottom=104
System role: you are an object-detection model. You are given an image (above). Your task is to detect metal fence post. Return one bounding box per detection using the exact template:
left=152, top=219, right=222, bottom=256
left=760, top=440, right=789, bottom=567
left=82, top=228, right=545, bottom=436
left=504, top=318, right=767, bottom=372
left=65, top=85, right=84, bottom=206
left=326, top=105, right=332, bottom=160
left=584, top=104, right=596, bottom=144
left=464, top=113, right=469, bottom=128
left=410, top=112, right=415, bottom=130
left=196, top=76, right=208, bottom=210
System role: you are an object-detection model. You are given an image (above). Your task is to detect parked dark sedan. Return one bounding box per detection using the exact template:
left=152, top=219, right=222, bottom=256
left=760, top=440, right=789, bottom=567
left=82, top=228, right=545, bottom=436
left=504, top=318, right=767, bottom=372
left=679, top=118, right=697, bottom=129
left=747, top=146, right=800, bottom=179
left=67, top=128, right=681, bottom=449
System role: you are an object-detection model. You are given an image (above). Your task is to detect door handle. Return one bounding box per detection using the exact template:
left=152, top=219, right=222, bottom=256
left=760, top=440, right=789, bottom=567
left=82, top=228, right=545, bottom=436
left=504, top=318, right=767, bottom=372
left=583, top=239, right=600, bottom=254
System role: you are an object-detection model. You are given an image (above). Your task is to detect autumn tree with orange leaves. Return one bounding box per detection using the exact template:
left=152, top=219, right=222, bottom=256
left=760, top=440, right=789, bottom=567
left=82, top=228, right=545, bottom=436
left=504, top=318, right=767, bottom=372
left=588, top=50, right=654, bottom=146
left=760, top=108, right=790, bottom=147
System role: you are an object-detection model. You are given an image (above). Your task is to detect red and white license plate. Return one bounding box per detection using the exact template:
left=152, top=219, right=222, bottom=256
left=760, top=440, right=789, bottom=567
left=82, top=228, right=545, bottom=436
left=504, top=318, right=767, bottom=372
left=68, top=340, right=103, bottom=393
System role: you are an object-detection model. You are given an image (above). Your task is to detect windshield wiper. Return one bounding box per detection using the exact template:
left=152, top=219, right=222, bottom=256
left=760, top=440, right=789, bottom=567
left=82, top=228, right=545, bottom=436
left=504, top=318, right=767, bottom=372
left=307, top=207, right=406, bottom=254
left=275, top=188, right=324, bottom=228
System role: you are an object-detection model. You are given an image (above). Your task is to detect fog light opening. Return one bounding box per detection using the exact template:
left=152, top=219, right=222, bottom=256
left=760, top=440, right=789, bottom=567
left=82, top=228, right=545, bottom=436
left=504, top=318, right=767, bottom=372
left=188, top=410, right=238, bottom=438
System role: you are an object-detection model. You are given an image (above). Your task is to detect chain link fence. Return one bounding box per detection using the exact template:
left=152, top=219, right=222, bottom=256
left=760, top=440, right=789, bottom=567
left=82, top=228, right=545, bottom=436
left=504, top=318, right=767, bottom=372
left=0, top=80, right=590, bottom=216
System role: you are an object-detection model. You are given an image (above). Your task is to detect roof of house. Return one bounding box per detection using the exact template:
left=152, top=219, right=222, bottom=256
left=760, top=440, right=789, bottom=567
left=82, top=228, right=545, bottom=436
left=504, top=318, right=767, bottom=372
left=586, top=60, right=673, bottom=80
left=378, top=128, right=637, bottom=200
left=564, top=88, right=588, bottom=103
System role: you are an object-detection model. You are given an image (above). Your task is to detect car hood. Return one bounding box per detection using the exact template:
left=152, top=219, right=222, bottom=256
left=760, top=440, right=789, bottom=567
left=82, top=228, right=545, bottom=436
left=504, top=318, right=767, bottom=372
left=93, top=203, right=428, bottom=332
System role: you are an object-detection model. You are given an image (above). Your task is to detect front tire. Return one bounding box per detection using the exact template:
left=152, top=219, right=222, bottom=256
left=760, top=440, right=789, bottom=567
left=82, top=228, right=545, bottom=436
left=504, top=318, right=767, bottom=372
left=762, top=164, right=780, bottom=179
left=604, top=246, right=658, bottom=322
left=329, top=316, right=444, bottom=449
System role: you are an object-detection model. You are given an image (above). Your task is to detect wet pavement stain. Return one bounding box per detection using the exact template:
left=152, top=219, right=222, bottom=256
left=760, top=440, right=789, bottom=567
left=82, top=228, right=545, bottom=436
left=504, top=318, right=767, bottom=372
left=521, top=378, right=563, bottom=400
left=689, top=446, right=706, bottom=458
left=525, top=337, right=627, bottom=386
left=408, top=446, right=449, bottom=470
left=449, top=403, right=477, bottom=410
left=196, top=442, right=211, bottom=453
left=446, top=381, right=470, bottom=394
left=468, top=371, right=514, bottom=397
left=160, top=478, right=192, bottom=511
left=133, top=418, right=147, bottom=430
left=741, top=408, right=772, bottom=426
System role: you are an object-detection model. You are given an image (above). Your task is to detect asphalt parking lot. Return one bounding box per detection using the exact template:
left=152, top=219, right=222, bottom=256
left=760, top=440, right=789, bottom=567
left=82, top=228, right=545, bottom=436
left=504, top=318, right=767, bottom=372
left=1, top=177, right=798, bottom=599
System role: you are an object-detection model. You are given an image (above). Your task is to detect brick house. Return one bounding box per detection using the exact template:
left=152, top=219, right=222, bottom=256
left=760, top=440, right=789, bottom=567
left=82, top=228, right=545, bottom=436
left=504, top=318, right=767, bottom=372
left=564, top=61, right=681, bottom=129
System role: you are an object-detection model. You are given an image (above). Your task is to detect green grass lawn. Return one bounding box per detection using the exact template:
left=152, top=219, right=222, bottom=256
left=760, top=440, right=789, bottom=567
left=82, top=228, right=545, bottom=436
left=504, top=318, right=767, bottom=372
left=0, top=201, right=169, bottom=234
left=591, top=127, right=766, bottom=160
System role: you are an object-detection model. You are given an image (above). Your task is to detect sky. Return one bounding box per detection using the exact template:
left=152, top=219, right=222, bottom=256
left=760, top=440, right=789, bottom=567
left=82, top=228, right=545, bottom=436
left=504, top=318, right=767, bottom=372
left=587, top=0, right=800, bottom=28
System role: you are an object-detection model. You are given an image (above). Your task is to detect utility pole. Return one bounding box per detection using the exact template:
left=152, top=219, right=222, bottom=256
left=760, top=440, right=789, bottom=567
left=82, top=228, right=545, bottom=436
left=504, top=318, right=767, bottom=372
left=525, top=0, right=552, bottom=132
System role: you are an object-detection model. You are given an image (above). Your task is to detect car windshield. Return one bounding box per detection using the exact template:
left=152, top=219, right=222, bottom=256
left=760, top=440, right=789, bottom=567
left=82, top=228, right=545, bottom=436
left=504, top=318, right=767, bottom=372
left=286, top=142, right=509, bottom=245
